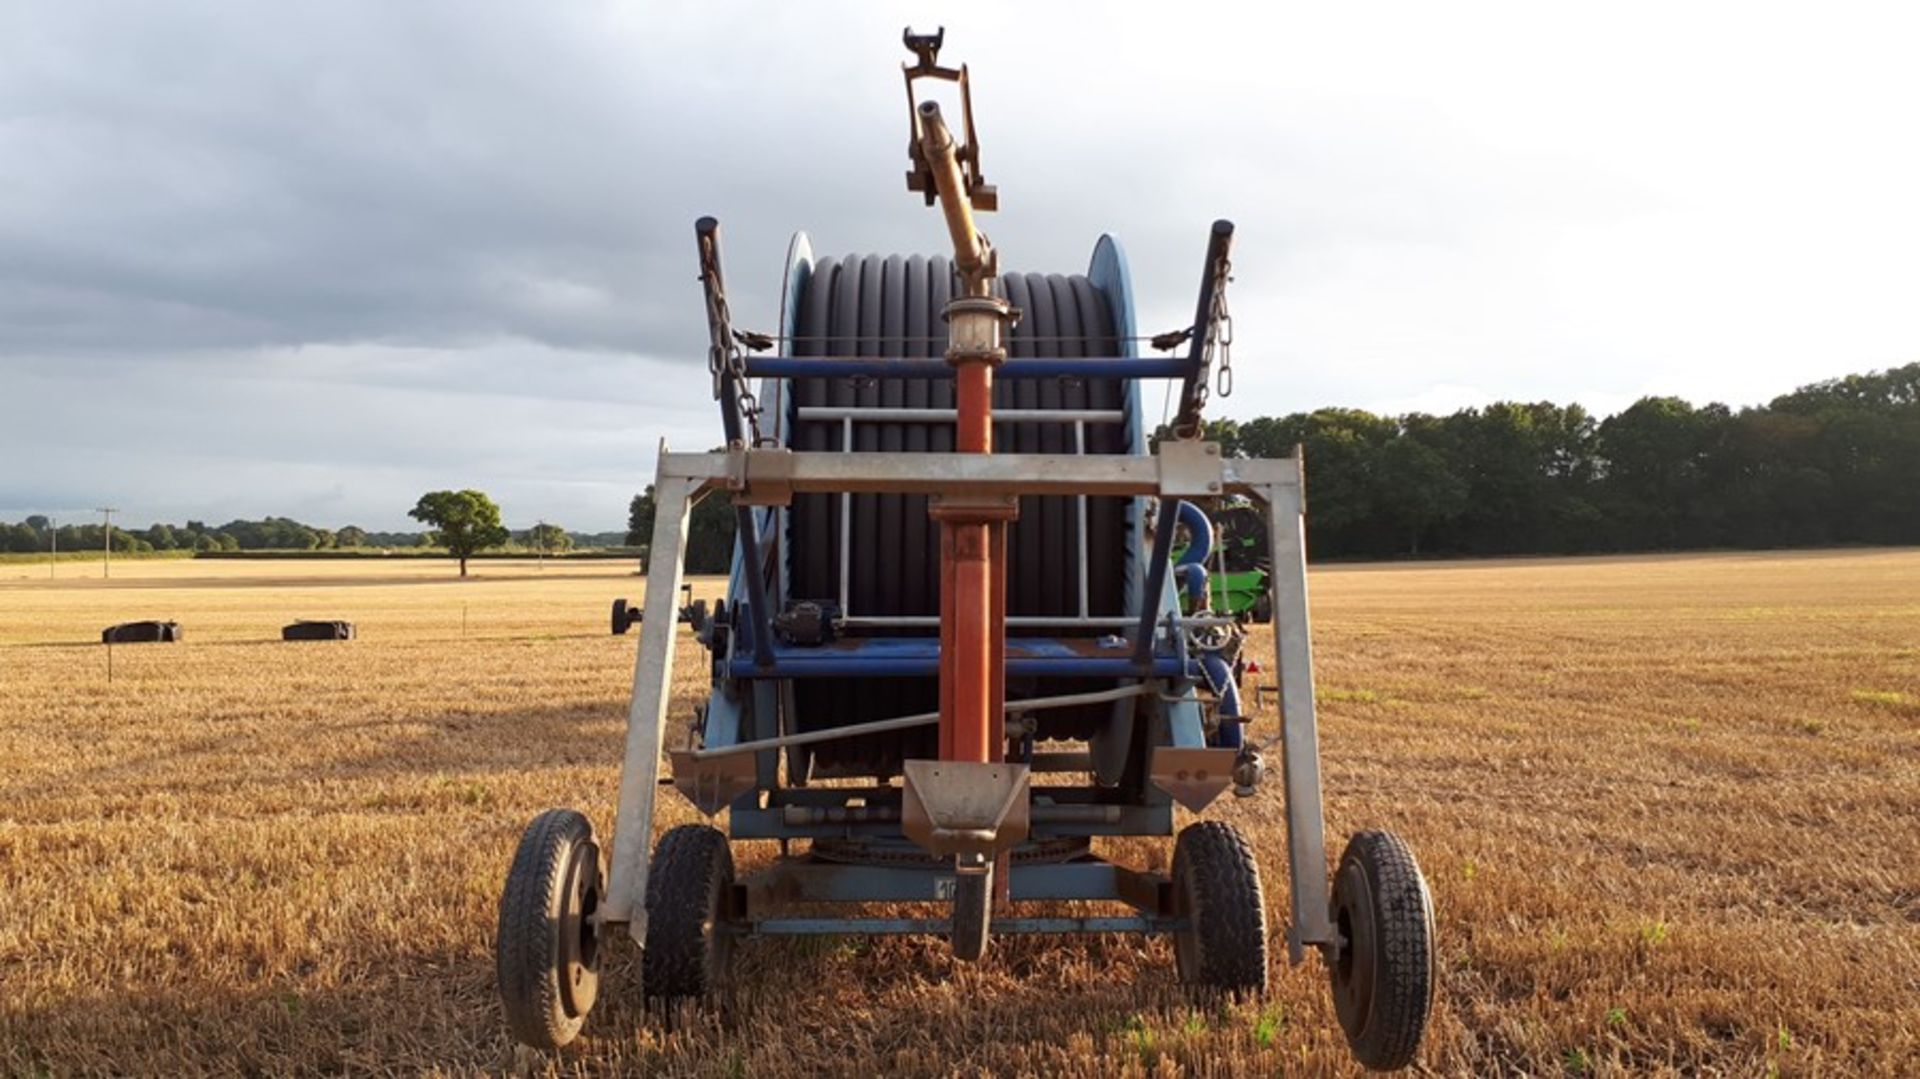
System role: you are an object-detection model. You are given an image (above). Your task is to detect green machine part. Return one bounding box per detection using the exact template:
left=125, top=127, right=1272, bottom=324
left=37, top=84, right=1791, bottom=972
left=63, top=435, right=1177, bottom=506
left=1173, top=501, right=1272, bottom=623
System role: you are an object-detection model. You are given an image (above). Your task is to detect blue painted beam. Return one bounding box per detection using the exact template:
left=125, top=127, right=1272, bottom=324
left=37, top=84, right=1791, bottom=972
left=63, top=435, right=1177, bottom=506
left=745, top=356, right=1194, bottom=380
left=1009, top=862, right=1161, bottom=903
left=727, top=805, right=1173, bottom=841
left=735, top=859, right=1170, bottom=907
left=726, top=633, right=1189, bottom=680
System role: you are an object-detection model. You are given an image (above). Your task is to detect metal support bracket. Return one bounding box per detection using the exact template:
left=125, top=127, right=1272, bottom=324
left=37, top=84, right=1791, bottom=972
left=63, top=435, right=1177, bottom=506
left=1149, top=746, right=1238, bottom=812
left=601, top=456, right=706, bottom=942
left=1157, top=439, right=1227, bottom=498
left=901, top=760, right=1031, bottom=860
left=1253, top=459, right=1338, bottom=963
left=713, top=443, right=1257, bottom=506
left=928, top=492, right=1019, bottom=520
left=668, top=748, right=757, bottom=817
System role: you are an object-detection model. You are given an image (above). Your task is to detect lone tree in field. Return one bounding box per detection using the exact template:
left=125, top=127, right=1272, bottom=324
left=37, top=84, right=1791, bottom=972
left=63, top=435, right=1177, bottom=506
left=409, top=490, right=509, bottom=577
left=526, top=522, right=573, bottom=554
left=628, top=479, right=737, bottom=574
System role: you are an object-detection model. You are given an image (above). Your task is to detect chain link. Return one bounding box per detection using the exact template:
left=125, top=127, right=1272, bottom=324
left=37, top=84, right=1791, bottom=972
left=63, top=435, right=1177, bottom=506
left=1173, top=256, right=1234, bottom=440
left=702, top=263, right=765, bottom=446
left=1197, top=255, right=1233, bottom=412
left=1212, top=267, right=1234, bottom=401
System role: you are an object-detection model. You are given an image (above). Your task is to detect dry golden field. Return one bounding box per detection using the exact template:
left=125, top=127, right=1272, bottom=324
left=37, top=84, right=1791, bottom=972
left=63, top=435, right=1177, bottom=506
left=2, top=550, right=1917, bottom=1077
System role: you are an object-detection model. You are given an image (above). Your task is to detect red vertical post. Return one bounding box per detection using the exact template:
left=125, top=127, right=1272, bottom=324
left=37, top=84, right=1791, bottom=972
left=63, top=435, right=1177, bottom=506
left=913, top=101, right=1015, bottom=769
left=938, top=363, right=1001, bottom=764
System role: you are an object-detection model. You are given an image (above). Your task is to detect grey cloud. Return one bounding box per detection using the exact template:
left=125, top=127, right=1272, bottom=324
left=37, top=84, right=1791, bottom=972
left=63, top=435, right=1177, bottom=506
left=4, top=2, right=1914, bottom=530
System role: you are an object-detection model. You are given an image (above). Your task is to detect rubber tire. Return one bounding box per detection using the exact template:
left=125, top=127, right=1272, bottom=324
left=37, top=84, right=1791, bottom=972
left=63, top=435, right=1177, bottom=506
left=1171, top=821, right=1267, bottom=993
left=1329, top=830, right=1435, bottom=1072
left=611, top=598, right=629, bottom=636
left=1252, top=590, right=1273, bottom=625
left=497, top=808, right=604, bottom=1050
left=951, top=866, right=992, bottom=962
left=643, top=825, right=736, bottom=1001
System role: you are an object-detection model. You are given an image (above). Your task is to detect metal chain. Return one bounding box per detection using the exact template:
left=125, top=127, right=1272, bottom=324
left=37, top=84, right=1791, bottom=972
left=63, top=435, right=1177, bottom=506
left=1194, top=256, right=1234, bottom=419
left=701, top=264, right=764, bottom=446
left=1170, top=256, right=1234, bottom=441
left=1212, top=264, right=1234, bottom=400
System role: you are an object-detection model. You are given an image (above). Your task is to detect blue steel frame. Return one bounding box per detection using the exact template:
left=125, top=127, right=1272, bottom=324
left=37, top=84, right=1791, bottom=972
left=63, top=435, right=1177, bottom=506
left=745, top=355, right=1192, bottom=380
left=724, top=629, right=1192, bottom=681
left=694, top=231, right=1223, bottom=939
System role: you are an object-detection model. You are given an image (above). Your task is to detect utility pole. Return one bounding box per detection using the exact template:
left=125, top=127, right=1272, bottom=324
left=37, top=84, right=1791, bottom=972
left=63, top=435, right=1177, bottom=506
left=96, top=507, right=117, bottom=579
left=49, top=517, right=56, bottom=579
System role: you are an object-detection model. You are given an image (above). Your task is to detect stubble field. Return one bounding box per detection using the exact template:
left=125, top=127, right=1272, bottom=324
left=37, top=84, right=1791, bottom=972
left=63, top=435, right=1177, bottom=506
left=1, top=550, right=1916, bottom=1076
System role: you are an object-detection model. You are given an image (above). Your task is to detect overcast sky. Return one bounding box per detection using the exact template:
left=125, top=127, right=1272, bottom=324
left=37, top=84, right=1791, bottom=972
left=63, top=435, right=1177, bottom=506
left=4, top=2, right=1917, bottom=531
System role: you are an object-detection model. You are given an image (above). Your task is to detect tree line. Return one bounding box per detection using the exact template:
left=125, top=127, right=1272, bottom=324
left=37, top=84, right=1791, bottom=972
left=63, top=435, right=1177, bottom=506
left=0, top=513, right=621, bottom=558
left=1197, top=362, right=1918, bottom=558
left=626, top=363, right=1917, bottom=569
left=13, top=363, right=1910, bottom=569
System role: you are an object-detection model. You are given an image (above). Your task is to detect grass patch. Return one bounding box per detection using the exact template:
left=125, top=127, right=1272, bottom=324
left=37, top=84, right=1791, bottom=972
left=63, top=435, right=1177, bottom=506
left=1318, top=687, right=1381, bottom=704
left=0, top=549, right=195, bottom=564
left=1253, top=1008, right=1284, bottom=1047
left=1849, top=688, right=1914, bottom=711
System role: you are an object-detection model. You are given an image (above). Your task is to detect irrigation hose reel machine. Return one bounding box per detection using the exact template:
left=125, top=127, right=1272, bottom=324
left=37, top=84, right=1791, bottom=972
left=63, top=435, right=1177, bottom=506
left=496, top=30, right=1437, bottom=1072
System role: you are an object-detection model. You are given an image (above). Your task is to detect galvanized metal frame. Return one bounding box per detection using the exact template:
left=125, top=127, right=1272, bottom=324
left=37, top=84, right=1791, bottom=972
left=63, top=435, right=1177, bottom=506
left=1262, top=471, right=1338, bottom=960
left=603, top=462, right=701, bottom=942
left=598, top=442, right=1337, bottom=961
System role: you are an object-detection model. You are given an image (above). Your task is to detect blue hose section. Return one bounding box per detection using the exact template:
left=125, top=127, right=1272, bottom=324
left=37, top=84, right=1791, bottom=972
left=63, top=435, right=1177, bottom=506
left=1199, top=651, right=1243, bottom=747
left=1176, top=563, right=1208, bottom=610
left=1213, top=718, right=1243, bottom=749
left=1176, top=500, right=1239, bottom=745
left=1174, top=501, right=1213, bottom=609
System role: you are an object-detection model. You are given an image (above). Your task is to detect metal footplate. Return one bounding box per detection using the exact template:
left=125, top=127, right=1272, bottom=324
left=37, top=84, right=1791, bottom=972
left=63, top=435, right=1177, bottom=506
left=1148, top=746, right=1238, bottom=812
left=901, top=760, right=1031, bottom=858
left=901, top=760, right=1032, bottom=961
left=669, top=749, right=757, bottom=816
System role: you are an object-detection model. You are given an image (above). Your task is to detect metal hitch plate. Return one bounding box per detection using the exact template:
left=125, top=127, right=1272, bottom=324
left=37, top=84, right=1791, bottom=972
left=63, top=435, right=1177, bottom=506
left=669, top=749, right=757, bottom=817
left=901, top=760, right=1031, bottom=859
left=1149, top=747, right=1238, bottom=812
left=1158, top=439, right=1227, bottom=498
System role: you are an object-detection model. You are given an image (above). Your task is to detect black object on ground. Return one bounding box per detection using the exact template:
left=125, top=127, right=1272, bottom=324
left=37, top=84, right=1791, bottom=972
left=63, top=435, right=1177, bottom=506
left=101, top=621, right=182, bottom=644
left=283, top=619, right=355, bottom=641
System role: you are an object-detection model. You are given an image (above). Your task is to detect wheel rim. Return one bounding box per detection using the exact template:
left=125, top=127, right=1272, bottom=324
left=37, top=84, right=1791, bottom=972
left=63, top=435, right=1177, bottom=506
left=557, top=841, right=603, bottom=1017
left=1172, top=863, right=1200, bottom=980
left=1329, top=861, right=1376, bottom=1035
left=705, top=869, right=733, bottom=986
left=951, top=864, right=992, bottom=961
